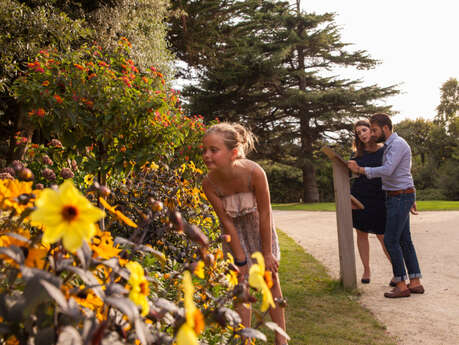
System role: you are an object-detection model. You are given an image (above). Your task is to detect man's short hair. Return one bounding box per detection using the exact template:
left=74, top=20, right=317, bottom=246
left=370, top=113, right=392, bottom=130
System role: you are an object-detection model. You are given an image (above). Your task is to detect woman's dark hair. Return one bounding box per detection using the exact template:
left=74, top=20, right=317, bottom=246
left=353, top=120, right=371, bottom=158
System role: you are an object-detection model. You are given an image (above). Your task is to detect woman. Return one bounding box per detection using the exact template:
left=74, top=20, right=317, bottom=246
left=351, top=119, right=391, bottom=284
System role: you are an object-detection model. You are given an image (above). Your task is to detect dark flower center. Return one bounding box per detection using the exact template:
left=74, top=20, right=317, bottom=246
left=62, top=205, right=79, bottom=221
left=140, top=281, right=148, bottom=295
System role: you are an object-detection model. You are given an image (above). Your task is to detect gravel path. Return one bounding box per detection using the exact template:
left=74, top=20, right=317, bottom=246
left=273, top=210, right=459, bottom=345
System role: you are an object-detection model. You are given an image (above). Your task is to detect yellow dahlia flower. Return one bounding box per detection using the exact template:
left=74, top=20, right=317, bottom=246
left=248, top=252, right=275, bottom=312
left=126, top=261, right=150, bottom=316
left=176, top=271, right=204, bottom=345
left=30, top=179, right=105, bottom=252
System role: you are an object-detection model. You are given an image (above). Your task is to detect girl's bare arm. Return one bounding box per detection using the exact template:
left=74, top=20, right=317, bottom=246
left=252, top=164, right=279, bottom=272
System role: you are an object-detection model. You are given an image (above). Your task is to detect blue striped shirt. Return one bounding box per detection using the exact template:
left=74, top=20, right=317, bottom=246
left=364, top=132, right=414, bottom=191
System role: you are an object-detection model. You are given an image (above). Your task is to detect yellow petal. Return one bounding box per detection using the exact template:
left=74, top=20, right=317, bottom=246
left=31, top=208, right=64, bottom=228
left=260, top=284, right=275, bottom=312
left=183, top=271, right=196, bottom=321
left=62, top=230, right=84, bottom=252
left=251, top=252, right=265, bottom=273
left=33, top=189, right=62, bottom=215
left=176, top=323, right=198, bottom=345
left=42, top=223, right=66, bottom=244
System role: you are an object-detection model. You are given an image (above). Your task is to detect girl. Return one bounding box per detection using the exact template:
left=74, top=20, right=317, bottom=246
left=202, top=122, right=287, bottom=345
left=351, top=119, right=391, bottom=284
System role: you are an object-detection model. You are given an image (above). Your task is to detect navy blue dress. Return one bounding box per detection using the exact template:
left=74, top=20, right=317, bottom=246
left=350, top=147, right=386, bottom=234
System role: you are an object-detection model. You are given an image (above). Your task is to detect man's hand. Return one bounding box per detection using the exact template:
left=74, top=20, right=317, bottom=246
left=410, top=201, right=419, bottom=215
left=347, top=160, right=361, bottom=174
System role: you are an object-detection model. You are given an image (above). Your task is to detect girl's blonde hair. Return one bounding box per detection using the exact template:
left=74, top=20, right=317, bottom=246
left=204, top=122, right=257, bottom=158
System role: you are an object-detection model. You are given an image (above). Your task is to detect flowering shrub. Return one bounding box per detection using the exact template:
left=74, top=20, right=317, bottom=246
left=2, top=37, right=288, bottom=345
left=0, top=176, right=287, bottom=344
left=12, top=39, right=205, bottom=185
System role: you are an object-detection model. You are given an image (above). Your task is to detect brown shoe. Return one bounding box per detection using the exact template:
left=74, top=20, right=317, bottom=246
left=408, top=284, right=425, bottom=294
left=384, top=287, right=411, bottom=298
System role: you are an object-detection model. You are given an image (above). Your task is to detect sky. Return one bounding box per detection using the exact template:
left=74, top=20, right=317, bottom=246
left=299, top=0, right=459, bottom=123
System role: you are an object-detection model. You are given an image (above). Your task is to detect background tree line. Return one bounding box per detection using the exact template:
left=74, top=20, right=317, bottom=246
left=166, top=0, right=458, bottom=202
left=1, top=0, right=457, bottom=201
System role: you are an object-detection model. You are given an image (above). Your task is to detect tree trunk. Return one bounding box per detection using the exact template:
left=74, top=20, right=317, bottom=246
left=302, top=162, right=320, bottom=203
left=295, top=21, right=319, bottom=203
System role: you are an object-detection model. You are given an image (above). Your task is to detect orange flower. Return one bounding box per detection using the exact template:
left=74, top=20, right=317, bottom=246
left=74, top=64, right=84, bottom=71
left=99, top=197, right=137, bottom=228
left=54, top=95, right=63, bottom=104
left=42, top=80, right=49, bottom=87
left=36, top=108, right=45, bottom=117
left=120, top=37, right=132, bottom=47
left=27, top=61, right=39, bottom=69
left=91, top=227, right=121, bottom=259
left=25, top=246, right=49, bottom=269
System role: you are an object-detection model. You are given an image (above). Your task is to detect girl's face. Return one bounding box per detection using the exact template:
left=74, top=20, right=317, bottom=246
left=202, top=133, right=236, bottom=171
left=355, top=125, right=371, bottom=144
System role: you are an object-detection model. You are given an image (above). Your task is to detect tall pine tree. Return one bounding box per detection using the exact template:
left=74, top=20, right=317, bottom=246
left=169, top=0, right=399, bottom=201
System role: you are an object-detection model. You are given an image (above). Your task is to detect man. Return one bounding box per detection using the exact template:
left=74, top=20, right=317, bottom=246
left=348, top=113, right=424, bottom=298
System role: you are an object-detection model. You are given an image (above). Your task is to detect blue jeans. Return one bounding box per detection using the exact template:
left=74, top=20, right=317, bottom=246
left=384, top=193, right=422, bottom=282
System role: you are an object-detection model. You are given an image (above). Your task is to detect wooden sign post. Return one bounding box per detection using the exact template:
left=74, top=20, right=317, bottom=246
left=321, top=146, right=357, bottom=289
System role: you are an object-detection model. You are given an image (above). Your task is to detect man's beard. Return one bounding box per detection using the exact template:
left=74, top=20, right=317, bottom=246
left=374, top=132, right=386, bottom=143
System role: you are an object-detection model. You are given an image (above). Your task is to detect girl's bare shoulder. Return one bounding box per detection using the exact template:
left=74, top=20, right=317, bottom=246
left=238, top=159, right=266, bottom=178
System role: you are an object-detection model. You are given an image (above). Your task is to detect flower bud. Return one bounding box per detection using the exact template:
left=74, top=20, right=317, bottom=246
left=71, top=159, right=78, bottom=171
left=49, top=139, right=63, bottom=148
left=169, top=210, right=184, bottom=231
left=2, top=167, right=15, bottom=177
left=151, top=200, right=163, bottom=212
left=42, top=155, right=53, bottom=166
left=42, top=168, right=56, bottom=181
left=11, top=160, right=24, bottom=172
left=221, top=234, right=231, bottom=243
left=99, top=185, right=111, bottom=197
left=184, top=223, right=209, bottom=248
left=19, top=168, right=34, bottom=181
left=204, top=253, right=215, bottom=266
left=0, top=172, right=14, bottom=180
left=60, top=168, right=74, bottom=179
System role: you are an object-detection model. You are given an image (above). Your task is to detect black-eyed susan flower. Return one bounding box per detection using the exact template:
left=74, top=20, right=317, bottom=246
left=30, top=179, right=105, bottom=252
left=126, top=261, right=150, bottom=316
left=225, top=253, right=238, bottom=288
left=248, top=252, right=275, bottom=312
left=84, top=174, right=95, bottom=186
left=176, top=271, right=204, bottom=345
left=0, top=179, right=39, bottom=214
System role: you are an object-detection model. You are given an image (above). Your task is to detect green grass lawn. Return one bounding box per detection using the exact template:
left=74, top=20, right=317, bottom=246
left=272, top=200, right=459, bottom=211
left=269, top=231, right=396, bottom=345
